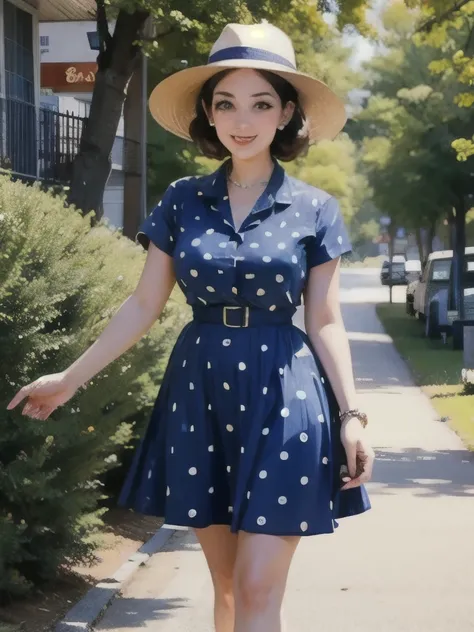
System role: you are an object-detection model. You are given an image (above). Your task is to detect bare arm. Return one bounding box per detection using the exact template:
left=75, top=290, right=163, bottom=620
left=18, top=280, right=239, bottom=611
left=303, top=258, right=358, bottom=412
left=64, top=243, right=176, bottom=389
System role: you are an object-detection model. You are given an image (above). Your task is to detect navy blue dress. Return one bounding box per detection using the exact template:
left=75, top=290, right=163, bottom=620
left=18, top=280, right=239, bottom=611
left=118, top=158, right=371, bottom=536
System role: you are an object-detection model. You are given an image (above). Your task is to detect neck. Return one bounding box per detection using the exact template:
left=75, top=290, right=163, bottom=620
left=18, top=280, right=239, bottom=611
left=228, top=152, right=274, bottom=187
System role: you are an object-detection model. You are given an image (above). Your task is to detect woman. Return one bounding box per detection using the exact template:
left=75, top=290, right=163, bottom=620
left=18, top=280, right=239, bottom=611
left=7, top=22, right=374, bottom=632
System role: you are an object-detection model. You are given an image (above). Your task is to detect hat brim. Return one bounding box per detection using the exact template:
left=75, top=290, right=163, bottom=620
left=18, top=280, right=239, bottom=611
left=148, top=60, right=347, bottom=143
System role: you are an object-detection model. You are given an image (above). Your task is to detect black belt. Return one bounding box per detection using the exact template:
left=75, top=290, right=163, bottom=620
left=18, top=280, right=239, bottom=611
left=192, top=304, right=294, bottom=328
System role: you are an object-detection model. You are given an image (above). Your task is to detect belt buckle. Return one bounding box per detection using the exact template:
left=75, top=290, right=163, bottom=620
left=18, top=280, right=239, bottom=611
left=223, top=306, right=249, bottom=328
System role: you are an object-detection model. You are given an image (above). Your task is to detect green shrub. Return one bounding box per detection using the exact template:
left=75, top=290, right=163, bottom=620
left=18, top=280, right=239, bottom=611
left=0, top=177, right=188, bottom=600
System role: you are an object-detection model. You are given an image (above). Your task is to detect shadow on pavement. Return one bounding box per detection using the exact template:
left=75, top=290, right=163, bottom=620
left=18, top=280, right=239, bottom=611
left=96, top=596, right=189, bottom=628
left=370, top=447, right=474, bottom=497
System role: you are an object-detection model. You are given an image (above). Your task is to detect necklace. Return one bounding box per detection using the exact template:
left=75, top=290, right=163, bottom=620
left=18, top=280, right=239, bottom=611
left=227, top=165, right=272, bottom=190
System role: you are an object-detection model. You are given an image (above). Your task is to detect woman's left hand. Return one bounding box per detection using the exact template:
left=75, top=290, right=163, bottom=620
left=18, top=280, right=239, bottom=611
left=339, top=417, right=375, bottom=491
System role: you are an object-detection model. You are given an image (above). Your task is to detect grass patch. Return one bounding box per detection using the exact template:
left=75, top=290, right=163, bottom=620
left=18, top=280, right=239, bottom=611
left=376, top=303, right=474, bottom=451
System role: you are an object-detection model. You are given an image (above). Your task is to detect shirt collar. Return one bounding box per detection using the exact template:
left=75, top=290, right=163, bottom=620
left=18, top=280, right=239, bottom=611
left=199, top=157, right=293, bottom=211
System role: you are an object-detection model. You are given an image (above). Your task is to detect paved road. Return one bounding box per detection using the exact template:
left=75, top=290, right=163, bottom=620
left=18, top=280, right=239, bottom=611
left=96, top=270, right=474, bottom=632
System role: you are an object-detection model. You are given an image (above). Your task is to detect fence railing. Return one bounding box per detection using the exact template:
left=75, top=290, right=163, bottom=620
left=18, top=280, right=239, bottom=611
left=0, top=96, right=86, bottom=184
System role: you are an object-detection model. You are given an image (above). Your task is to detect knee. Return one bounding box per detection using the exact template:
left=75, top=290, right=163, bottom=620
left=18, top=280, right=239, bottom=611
left=211, top=568, right=234, bottom=599
left=234, top=568, right=278, bottom=614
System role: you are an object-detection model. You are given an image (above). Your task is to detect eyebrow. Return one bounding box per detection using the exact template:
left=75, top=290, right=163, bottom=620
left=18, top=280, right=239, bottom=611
left=214, top=91, right=276, bottom=98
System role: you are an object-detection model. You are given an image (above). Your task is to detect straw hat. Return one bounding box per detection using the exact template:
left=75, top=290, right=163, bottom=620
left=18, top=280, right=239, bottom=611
left=149, top=22, right=347, bottom=143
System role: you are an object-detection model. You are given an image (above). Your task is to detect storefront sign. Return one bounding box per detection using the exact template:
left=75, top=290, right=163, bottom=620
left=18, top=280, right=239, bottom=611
left=41, top=62, right=98, bottom=92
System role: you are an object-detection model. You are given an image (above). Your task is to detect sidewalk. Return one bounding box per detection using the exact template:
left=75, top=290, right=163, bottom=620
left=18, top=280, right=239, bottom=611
left=95, top=282, right=474, bottom=632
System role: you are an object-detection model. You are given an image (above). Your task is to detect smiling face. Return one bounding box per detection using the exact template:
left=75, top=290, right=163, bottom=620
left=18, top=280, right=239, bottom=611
left=206, top=68, right=295, bottom=161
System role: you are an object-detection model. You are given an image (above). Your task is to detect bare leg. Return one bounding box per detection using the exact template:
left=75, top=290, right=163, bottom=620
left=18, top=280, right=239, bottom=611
left=194, top=525, right=238, bottom=632
left=233, top=531, right=300, bottom=632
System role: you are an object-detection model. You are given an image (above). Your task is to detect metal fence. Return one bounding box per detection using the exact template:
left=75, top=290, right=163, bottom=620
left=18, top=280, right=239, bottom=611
left=0, top=96, right=86, bottom=184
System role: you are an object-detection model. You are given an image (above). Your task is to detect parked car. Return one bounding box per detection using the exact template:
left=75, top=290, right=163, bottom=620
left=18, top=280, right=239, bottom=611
left=409, top=247, right=474, bottom=337
left=404, top=259, right=422, bottom=284
left=380, top=258, right=407, bottom=286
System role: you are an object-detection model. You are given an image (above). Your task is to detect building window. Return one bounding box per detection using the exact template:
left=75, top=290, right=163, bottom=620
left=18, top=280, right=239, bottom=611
left=4, top=0, right=34, bottom=103
left=40, top=35, right=49, bottom=47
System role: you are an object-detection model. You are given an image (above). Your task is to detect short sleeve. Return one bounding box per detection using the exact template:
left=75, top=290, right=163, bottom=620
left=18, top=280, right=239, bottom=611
left=306, top=196, right=352, bottom=268
left=135, top=184, right=177, bottom=255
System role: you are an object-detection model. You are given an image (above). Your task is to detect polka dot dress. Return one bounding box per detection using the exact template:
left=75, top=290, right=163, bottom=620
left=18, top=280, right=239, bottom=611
left=118, top=158, right=371, bottom=536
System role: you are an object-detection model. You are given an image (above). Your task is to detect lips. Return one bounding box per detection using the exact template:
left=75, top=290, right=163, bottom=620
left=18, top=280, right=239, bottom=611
left=232, top=135, right=257, bottom=145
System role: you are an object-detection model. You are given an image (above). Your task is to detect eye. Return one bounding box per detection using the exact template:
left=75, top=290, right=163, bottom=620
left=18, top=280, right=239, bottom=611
left=214, top=100, right=233, bottom=111
left=255, top=101, right=273, bottom=110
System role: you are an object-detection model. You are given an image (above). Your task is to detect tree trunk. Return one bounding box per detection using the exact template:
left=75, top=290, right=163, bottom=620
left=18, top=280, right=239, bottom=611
left=67, top=9, right=149, bottom=222
left=452, top=196, right=467, bottom=319
left=415, top=227, right=425, bottom=267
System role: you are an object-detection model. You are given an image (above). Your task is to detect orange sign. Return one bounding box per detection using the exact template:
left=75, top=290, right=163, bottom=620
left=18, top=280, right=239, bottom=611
left=41, top=62, right=98, bottom=92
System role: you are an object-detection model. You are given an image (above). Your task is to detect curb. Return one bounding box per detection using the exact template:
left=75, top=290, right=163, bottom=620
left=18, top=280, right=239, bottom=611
left=53, top=524, right=178, bottom=632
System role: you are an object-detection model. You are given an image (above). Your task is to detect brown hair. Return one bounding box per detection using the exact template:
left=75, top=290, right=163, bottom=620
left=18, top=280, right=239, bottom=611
left=189, top=69, right=309, bottom=162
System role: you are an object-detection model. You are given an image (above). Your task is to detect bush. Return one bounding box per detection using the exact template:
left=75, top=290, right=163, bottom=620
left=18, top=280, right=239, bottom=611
left=0, top=177, right=188, bottom=600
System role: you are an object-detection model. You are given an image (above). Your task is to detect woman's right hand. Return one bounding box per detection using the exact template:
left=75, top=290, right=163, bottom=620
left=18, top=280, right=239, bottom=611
left=6, top=372, right=80, bottom=420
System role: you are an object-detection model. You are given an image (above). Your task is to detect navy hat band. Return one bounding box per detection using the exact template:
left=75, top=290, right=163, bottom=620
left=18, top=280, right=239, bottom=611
left=208, top=46, right=296, bottom=70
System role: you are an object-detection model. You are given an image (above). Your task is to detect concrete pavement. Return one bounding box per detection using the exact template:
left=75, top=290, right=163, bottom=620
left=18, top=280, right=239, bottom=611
left=95, top=270, right=474, bottom=632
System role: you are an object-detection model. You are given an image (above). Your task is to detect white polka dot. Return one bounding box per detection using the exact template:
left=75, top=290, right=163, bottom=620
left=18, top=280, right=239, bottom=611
left=277, top=243, right=286, bottom=250
left=292, top=255, right=298, bottom=264
left=295, top=212, right=300, bottom=217
left=269, top=305, right=277, bottom=311
left=197, top=297, right=207, bottom=305
left=257, top=516, right=266, bottom=526
left=206, top=228, right=215, bottom=235
left=245, top=273, right=255, bottom=279
left=337, top=235, right=343, bottom=244
left=300, top=432, right=309, bottom=442
left=263, top=256, right=272, bottom=263
left=321, top=377, right=325, bottom=384
left=208, top=445, right=214, bottom=452
left=300, top=476, right=309, bottom=485
left=247, top=491, right=251, bottom=499
left=171, top=446, right=174, bottom=454
left=296, top=390, right=307, bottom=399
left=318, top=414, right=325, bottom=423
left=190, top=269, right=198, bottom=277
left=208, top=404, right=212, bottom=410
left=189, top=467, right=197, bottom=475
left=191, top=238, right=201, bottom=247
left=209, top=487, right=214, bottom=493
left=262, top=428, right=270, bottom=435
left=323, top=456, right=329, bottom=464
left=218, top=269, right=224, bottom=274
left=180, top=252, right=185, bottom=258
left=276, top=274, right=284, bottom=283
left=195, top=216, right=200, bottom=220
left=223, top=196, right=228, bottom=200
left=228, top=506, right=233, bottom=513
left=189, top=382, right=194, bottom=390
left=261, top=344, right=268, bottom=352
left=280, top=451, right=289, bottom=460
left=219, top=242, right=227, bottom=248
left=197, top=191, right=203, bottom=197
left=206, top=286, right=215, bottom=292
left=292, top=232, right=300, bottom=238
left=189, top=509, right=197, bottom=518
left=240, top=404, right=246, bottom=411
left=312, top=198, right=318, bottom=207
left=330, top=501, right=333, bottom=510
left=226, top=424, right=234, bottom=432
left=223, top=339, right=231, bottom=346
left=239, top=362, right=246, bottom=370
left=259, top=470, right=267, bottom=479
left=286, top=291, right=293, bottom=303
left=232, top=287, right=238, bottom=294
left=278, top=496, right=287, bottom=505
left=207, top=361, right=212, bottom=369
left=226, top=465, right=231, bottom=473
left=263, top=387, right=268, bottom=395
left=265, top=231, right=272, bottom=237
left=196, top=337, right=200, bottom=344
left=180, top=227, right=185, bottom=232
left=223, top=382, right=230, bottom=390
left=281, top=407, right=290, bottom=418
left=172, top=402, right=177, bottom=412
left=279, top=367, right=284, bottom=375
left=257, top=288, right=265, bottom=296
left=250, top=243, right=259, bottom=248
left=190, top=425, right=194, bottom=432
left=300, top=521, right=308, bottom=532
left=280, top=221, right=287, bottom=228
left=182, top=360, right=186, bottom=367
left=241, top=446, right=245, bottom=453
left=203, top=253, right=213, bottom=260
